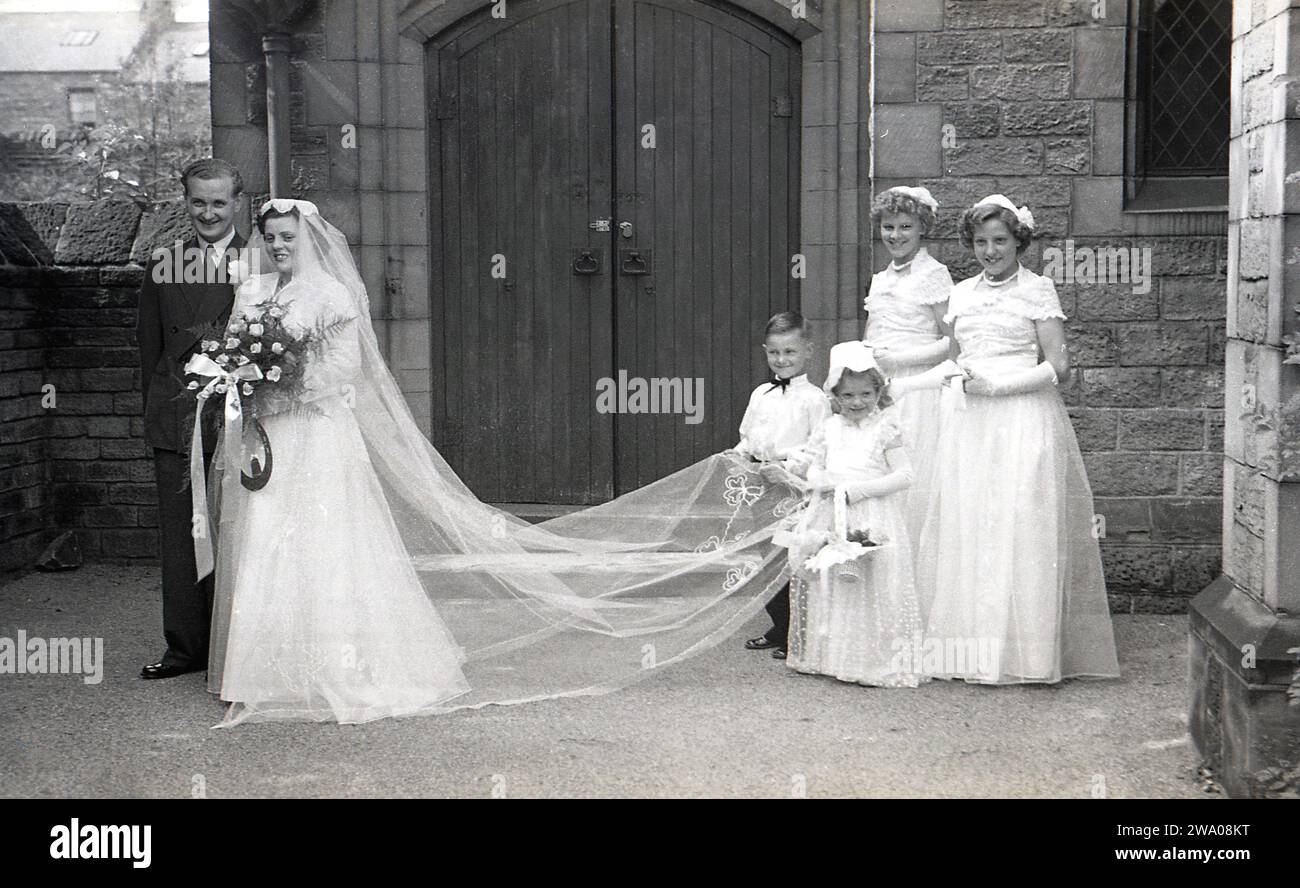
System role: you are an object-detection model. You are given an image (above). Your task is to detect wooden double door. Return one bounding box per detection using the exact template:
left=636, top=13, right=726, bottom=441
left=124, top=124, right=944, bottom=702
left=427, top=0, right=801, bottom=504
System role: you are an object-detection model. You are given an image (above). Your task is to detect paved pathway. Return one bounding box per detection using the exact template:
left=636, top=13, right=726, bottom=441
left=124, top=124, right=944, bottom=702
left=0, top=564, right=1209, bottom=798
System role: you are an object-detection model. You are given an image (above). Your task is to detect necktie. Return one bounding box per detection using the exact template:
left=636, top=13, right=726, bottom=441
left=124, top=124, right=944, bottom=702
left=767, top=375, right=791, bottom=393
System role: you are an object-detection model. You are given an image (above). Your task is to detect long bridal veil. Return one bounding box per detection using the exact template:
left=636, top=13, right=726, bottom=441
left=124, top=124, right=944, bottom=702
left=207, top=204, right=798, bottom=720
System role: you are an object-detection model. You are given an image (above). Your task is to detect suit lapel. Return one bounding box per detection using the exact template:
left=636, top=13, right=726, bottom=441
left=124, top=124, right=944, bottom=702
left=176, top=232, right=245, bottom=355
left=176, top=236, right=203, bottom=315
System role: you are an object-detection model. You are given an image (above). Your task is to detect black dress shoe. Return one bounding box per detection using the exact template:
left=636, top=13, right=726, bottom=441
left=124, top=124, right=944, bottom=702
left=771, top=648, right=787, bottom=660
left=140, top=661, right=204, bottom=680
left=744, top=634, right=780, bottom=650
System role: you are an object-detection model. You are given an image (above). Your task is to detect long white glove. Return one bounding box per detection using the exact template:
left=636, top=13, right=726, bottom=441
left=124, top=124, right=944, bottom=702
left=887, top=359, right=965, bottom=398
left=842, top=469, right=912, bottom=502
left=964, top=361, right=1058, bottom=396
left=808, top=461, right=913, bottom=504
left=874, top=337, right=950, bottom=372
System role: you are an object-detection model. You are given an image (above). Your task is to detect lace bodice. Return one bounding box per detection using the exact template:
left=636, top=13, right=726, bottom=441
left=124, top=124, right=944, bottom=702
left=807, top=409, right=904, bottom=484
left=233, top=273, right=356, bottom=329
left=230, top=272, right=362, bottom=411
left=944, top=265, right=1065, bottom=376
left=864, top=247, right=953, bottom=351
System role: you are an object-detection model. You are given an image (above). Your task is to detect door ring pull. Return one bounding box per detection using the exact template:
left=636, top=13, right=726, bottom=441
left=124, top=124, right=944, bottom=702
left=573, top=248, right=602, bottom=275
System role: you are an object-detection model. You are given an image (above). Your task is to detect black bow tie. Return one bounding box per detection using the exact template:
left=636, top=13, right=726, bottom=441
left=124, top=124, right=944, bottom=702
left=767, top=375, right=792, bottom=392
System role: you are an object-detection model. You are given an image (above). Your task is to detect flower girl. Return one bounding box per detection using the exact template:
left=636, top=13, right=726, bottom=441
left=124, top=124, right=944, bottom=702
left=913, top=195, right=1120, bottom=684
left=768, top=342, right=925, bottom=688
left=863, top=186, right=954, bottom=543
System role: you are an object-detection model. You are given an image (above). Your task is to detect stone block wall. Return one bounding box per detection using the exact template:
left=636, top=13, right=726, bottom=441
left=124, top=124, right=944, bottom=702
left=873, top=0, right=1227, bottom=607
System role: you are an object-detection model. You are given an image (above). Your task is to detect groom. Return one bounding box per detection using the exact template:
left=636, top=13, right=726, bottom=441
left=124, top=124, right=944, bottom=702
left=136, top=158, right=246, bottom=680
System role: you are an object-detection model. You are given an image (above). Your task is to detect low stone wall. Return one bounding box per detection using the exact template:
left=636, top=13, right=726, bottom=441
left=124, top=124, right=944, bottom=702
left=0, top=199, right=187, bottom=570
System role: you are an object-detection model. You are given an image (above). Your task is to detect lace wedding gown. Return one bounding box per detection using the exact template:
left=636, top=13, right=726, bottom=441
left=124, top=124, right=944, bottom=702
left=914, top=266, right=1119, bottom=684
left=207, top=272, right=470, bottom=724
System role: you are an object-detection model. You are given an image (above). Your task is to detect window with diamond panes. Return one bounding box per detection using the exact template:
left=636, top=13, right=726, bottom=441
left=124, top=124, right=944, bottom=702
left=1144, top=0, right=1230, bottom=177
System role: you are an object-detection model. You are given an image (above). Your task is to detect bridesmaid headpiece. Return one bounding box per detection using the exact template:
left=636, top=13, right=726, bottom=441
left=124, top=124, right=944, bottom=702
left=886, top=185, right=938, bottom=212
left=259, top=198, right=319, bottom=217
left=824, top=340, right=885, bottom=394
left=973, top=193, right=1034, bottom=231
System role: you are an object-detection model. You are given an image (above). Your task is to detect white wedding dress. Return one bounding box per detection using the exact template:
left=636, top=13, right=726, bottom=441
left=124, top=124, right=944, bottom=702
left=207, top=271, right=471, bottom=724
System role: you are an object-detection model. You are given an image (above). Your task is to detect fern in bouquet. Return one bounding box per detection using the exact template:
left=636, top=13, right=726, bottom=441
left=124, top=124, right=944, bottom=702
left=181, top=298, right=354, bottom=490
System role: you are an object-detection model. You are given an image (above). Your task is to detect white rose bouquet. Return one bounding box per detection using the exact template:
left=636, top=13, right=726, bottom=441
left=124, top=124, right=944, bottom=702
left=182, top=298, right=353, bottom=489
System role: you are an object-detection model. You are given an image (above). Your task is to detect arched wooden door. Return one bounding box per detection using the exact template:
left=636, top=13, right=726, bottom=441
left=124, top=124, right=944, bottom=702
left=427, top=0, right=801, bottom=504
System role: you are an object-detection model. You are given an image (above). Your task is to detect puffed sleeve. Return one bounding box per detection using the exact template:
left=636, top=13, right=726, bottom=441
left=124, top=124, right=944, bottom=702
left=913, top=264, right=955, bottom=305
left=1024, top=274, right=1066, bottom=321
left=880, top=408, right=906, bottom=451
left=942, top=276, right=975, bottom=327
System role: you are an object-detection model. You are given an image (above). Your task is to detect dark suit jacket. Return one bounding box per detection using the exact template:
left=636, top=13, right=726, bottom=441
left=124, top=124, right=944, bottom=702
left=137, top=233, right=246, bottom=453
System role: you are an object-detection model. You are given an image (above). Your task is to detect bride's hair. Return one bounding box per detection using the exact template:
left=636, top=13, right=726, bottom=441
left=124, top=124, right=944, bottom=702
left=257, top=204, right=301, bottom=234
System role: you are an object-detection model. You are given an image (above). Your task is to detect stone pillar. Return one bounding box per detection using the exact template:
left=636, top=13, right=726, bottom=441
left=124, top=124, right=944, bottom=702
left=798, top=0, right=872, bottom=375
left=1189, top=1, right=1300, bottom=799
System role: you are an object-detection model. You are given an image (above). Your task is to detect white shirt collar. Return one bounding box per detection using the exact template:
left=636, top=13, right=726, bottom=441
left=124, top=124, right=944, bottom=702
left=200, top=228, right=237, bottom=259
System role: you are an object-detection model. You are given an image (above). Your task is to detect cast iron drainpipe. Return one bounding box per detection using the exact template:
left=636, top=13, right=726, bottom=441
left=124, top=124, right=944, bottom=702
left=262, top=30, right=292, bottom=198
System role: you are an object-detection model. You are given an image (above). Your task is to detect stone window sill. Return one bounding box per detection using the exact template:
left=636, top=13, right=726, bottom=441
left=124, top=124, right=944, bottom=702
left=1125, top=177, right=1228, bottom=214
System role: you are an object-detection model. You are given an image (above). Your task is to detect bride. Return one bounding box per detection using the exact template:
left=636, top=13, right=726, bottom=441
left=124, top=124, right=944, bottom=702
left=200, top=200, right=795, bottom=726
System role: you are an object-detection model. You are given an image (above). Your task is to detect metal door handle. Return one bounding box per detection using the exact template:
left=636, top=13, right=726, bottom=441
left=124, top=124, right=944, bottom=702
left=573, top=248, right=602, bottom=275
left=620, top=249, right=651, bottom=275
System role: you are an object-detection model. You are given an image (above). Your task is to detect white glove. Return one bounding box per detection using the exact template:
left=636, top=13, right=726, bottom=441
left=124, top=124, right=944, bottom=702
left=873, top=338, right=950, bottom=374
left=964, top=361, right=1058, bottom=397
left=842, top=467, right=913, bottom=503
left=887, top=359, right=966, bottom=398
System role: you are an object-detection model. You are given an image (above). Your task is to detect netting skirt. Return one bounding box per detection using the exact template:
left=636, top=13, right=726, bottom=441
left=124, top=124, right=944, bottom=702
left=786, top=490, right=926, bottom=688
left=888, top=361, right=945, bottom=548
left=207, top=406, right=471, bottom=726
left=914, top=386, right=1120, bottom=684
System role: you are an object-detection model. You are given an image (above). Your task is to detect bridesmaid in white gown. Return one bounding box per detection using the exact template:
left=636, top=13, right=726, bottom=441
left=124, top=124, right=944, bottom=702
left=863, top=186, right=954, bottom=546
left=910, top=195, right=1119, bottom=684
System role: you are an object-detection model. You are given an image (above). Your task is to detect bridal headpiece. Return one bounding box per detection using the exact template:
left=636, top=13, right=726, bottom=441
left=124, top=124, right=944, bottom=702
left=973, top=193, right=1034, bottom=231
left=885, top=185, right=938, bottom=212
left=259, top=198, right=319, bottom=217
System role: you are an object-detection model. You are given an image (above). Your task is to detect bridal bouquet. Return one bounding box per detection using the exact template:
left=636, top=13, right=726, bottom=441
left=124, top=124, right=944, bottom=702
left=183, top=299, right=353, bottom=489
left=188, top=299, right=312, bottom=413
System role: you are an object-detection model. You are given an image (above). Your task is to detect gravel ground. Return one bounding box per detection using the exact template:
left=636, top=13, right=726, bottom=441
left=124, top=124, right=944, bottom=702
left=0, top=563, right=1210, bottom=799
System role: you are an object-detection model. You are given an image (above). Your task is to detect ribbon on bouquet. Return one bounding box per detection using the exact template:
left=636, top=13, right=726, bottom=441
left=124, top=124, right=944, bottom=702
left=940, top=375, right=967, bottom=413
left=183, top=353, right=263, bottom=580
